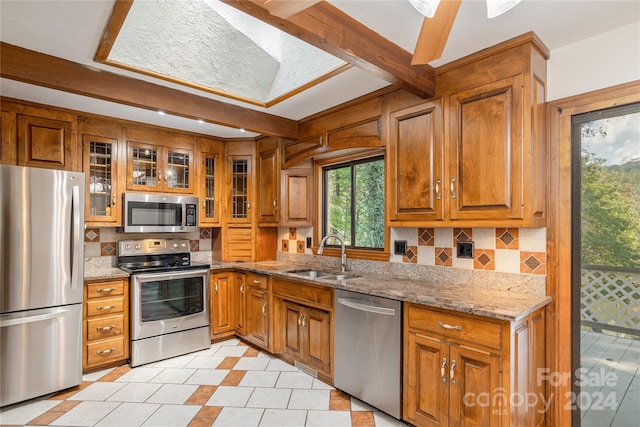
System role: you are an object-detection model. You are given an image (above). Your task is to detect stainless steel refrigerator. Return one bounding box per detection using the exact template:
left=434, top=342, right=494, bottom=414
left=0, top=165, right=85, bottom=407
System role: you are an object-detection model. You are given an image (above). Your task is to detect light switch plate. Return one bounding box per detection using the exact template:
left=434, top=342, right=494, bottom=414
left=394, top=240, right=407, bottom=255
left=457, top=242, right=474, bottom=258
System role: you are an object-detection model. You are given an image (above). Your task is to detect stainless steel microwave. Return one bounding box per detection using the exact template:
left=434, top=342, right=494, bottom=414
left=122, top=193, right=198, bottom=233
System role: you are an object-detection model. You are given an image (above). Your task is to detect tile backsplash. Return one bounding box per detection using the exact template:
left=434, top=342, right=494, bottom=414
left=84, top=227, right=212, bottom=258
left=279, top=226, right=546, bottom=276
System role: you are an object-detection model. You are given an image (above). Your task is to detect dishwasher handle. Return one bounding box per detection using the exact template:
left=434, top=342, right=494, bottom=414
left=336, top=297, right=397, bottom=316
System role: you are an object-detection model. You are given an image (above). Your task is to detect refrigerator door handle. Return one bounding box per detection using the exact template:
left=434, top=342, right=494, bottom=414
left=71, top=185, right=81, bottom=290
left=0, top=308, right=70, bottom=328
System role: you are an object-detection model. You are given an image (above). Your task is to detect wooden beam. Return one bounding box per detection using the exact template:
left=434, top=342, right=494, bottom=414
left=223, top=1, right=436, bottom=99
left=411, top=0, right=462, bottom=65
left=0, top=42, right=298, bottom=139
left=262, top=0, right=321, bottom=19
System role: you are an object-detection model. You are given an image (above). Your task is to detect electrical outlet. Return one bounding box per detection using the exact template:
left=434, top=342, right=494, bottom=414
left=306, top=237, right=312, bottom=248
left=394, top=240, right=407, bottom=255
left=457, top=242, right=474, bottom=258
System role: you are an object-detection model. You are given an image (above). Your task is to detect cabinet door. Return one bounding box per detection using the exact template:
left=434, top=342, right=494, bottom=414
left=84, top=134, right=120, bottom=225
left=200, top=151, right=221, bottom=226
left=257, top=145, right=280, bottom=226
left=18, top=114, right=75, bottom=170
left=281, top=166, right=312, bottom=226
left=234, top=272, right=246, bottom=335
left=246, top=289, right=269, bottom=349
left=448, top=345, right=503, bottom=427
left=281, top=300, right=304, bottom=360
left=228, top=155, right=253, bottom=224
left=302, top=306, right=331, bottom=377
left=164, top=147, right=194, bottom=193
left=388, top=100, right=444, bottom=224
left=404, top=332, right=449, bottom=427
left=127, top=141, right=160, bottom=191
left=211, top=272, right=234, bottom=336
left=448, top=75, right=524, bottom=221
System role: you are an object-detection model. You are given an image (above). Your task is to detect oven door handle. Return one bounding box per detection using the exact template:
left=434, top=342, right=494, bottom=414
left=132, top=268, right=211, bottom=282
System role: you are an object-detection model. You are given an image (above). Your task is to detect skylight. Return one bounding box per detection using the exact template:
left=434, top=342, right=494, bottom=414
left=103, top=0, right=346, bottom=106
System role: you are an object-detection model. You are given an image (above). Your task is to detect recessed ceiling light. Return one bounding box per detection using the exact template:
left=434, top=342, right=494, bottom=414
left=198, top=119, right=205, bottom=124
left=158, top=110, right=165, bottom=115
left=239, top=128, right=246, bottom=133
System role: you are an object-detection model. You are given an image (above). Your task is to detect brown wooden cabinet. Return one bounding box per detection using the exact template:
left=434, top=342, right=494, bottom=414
left=197, top=137, right=224, bottom=226
left=273, top=277, right=333, bottom=382
left=83, top=278, right=129, bottom=372
left=244, top=273, right=270, bottom=350
left=281, top=160, right=313, bottom=226
left=126, top=140, right=194, bottom=193
left=226, top=140, right=254, bottom=225
left=18, top=112, right=76, bottom=171
left=81, top=117, right=123, bottom=226
left=256, top=136, right=280, bottom=226
left=234, top=271, right=246, bottom=335
left=388, top=99, right=444, bottom=225
left=210, top=271, right=235, bottom=339
left=1, top=109, right=16, bottom=165
left=403, top=303, right=546, bottom=427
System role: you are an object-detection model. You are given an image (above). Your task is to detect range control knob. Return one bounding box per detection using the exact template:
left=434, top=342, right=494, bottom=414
left=181, top=243, right=187, bottom=248
left=172, top=243, right=179, bottom=249
left=124, top=244, right=130, bottom=250
left=134, top=244, right=140, bottom=250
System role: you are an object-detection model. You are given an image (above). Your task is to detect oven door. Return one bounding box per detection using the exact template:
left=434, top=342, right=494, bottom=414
left=131, top=269, right=209, bottom=341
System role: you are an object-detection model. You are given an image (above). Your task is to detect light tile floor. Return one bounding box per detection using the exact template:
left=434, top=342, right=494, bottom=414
left=0, top=338, right=407, bottom=427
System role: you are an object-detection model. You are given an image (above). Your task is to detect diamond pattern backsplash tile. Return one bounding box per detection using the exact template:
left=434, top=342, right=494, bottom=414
left=520, top=251, right=546, bottom=275
left=403, top=246, right=418, bottom=264
left=454, top=228, right=472, bottom=245
left=474, top=249, right=495, bottom=271
left=200, top=228, right=212, bottom=240
left=84, top=228, right=100, bottom=242
left=496, top=228, right=519, bottom=249
left=289, top=228, right=297, bottom=240
left=190, top=240, right=200, bottom=252
left=282, top=240, right=289, bottom=252
left=418, top=228, right=435, bottom=246
left=297, top=240, right=305, bottom=254
left=100, top=242, right=116, bottom=256
left=435, top=248, right=453, bottom=267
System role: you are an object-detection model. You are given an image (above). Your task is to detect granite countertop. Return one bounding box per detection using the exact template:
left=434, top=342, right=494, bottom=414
left=210, top=261, right=552, bottom=322
left=84, top=258, right=551, bottom=322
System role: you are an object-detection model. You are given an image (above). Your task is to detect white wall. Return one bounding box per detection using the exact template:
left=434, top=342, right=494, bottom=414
left=548, top=21, right=640, bottom=101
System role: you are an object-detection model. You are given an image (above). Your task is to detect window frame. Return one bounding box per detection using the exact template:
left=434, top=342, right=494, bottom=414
left=313, top=149, right=390, bottom=262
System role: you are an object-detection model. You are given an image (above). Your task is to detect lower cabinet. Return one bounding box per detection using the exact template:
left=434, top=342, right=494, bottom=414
left=403, top=303, right=546, bottom=427
left=244, top=273, right=270, bottom=351
left=83, top=278, right=129, bottom=372
left=234, top=271, right=246, bottom=335
left=210, top=271, right=235, bottom=339
left=273, top=278, right=333, bottom=383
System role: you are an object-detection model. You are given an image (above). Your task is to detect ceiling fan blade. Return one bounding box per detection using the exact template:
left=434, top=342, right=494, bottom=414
left=411, top=0, right=462, bottom=65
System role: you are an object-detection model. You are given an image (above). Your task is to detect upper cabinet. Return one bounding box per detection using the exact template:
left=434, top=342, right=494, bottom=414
left=124, top=125, right=195, bottom=194
left=197, top=137, right=224, bottom=227
left=388, top=34, right=548, bottom=228
left=226, top=140, right=255, bottom=225
left=80, top=117, right=123, bottom=226
left=281, top=160, right=313, bottom=227
left=256, top=136, right=281, bottom=226
left=1, top=109, right=16, bottom=165
left=388, top=99, right=444, bottom=225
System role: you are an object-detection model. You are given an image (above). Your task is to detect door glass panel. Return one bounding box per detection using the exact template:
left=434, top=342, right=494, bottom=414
left=140, top=277, right=204, bottom=322
left=88, top=140, right=113, bottom=216
left=132, top=146, right=157, bottom=187
left=232, top=159, right=248, bottom=219
left=573, top=103, right=640, bottom=426
left=204, top=156, right=216, bottom=219
left=166, top=151, right=190, bottom=189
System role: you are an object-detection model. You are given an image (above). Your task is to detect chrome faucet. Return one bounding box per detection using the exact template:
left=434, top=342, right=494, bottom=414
left=317, top=234, right=348, bottom=272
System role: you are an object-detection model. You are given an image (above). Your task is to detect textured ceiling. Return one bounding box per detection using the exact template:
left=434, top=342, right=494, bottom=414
left=109, top=0, right=345, bottom=104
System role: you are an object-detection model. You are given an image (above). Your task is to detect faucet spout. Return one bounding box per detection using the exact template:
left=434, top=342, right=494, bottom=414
left=317, top=234, right=348, bottom=272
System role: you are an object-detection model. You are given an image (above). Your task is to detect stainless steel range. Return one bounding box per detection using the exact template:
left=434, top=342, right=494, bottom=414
left=118, top=239, right=211, bottom=367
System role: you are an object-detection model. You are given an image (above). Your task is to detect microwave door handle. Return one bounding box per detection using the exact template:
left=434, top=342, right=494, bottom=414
left=181, top=204, right=186, bottom=230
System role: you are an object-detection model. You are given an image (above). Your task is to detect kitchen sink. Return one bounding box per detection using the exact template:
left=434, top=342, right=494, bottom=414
left=286, top=269, right=360, bottom=281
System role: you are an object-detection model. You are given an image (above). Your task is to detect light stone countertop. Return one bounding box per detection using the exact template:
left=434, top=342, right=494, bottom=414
left=210, top=260, right=552, bottom=322
left=83, top=257, right=551, bottom=322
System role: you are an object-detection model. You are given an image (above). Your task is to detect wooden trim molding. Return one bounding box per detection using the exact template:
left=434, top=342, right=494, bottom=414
left=546, top=80, right=640, bottom=427
left=223, top=0, right=436, bottom=99
left=0, top=42, right=298, bottom=139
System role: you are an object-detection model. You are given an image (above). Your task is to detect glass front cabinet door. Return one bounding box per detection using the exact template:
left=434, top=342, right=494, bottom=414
left=84, top=135, right=119, bottom=225
left=229, top=156, right=251, bottom=223
left=200, top=152, right=220, bottom=225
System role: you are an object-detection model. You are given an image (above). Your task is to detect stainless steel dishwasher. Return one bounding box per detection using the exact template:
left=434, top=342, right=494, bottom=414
left=334, top=289, right=402, bottom=419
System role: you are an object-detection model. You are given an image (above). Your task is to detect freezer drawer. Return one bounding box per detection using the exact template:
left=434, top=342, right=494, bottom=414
left=0, top=304, right=83, bottom=407
left=334, top=289, right=402, bottom=419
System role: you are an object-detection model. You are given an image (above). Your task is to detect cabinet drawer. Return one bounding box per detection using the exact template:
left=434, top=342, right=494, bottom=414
left=247, top=273, right=268, bottom=290
left=407, top=304, right=504, bottom=350
left=86, top=337, right=125, bottom=366
left=86, top=314, right=125, bottom=341
left=86, top=281, right=125, bottom=299
left=86, top=297, right=124, bottom=317
left=273, top=279, right=332, bottom=308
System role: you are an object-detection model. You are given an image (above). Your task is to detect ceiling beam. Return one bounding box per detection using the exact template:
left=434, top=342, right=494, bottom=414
left=0, top=42, right=298, bottom=139
left=224, top=0, right=436, bottom=99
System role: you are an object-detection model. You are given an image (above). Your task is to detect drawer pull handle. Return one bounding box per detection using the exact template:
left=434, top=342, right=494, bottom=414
left=97, top=348, right=116, bottom=355
left=435, top=178, right=441, bottom=200
left=97, top=288, right=116, bottom=293
left=441, top=357, right=447, bottom=383
left=96, top=305, right=116, bottom=311
left=438, top=321, right=462, bottom=331
left=450, top=359, right=457, bottom=384
left=96, top=325, right=116, bottom=332
left=450, top=177, right=456, bottom=199
left=253, top=280, right=262, bottom=284
left=240, top=283, right=244, bottom=293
